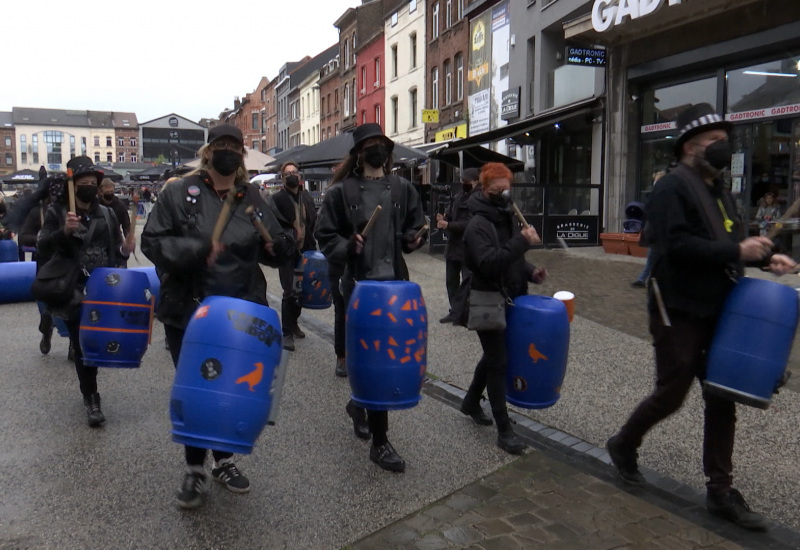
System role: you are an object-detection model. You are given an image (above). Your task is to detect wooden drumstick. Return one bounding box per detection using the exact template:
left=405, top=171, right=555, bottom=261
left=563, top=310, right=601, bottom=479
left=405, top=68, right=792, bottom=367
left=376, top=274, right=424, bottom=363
left=67, top=169, right=76, bottom=213
left=511, top=202, right=530, bottom=229
left=211, top=189, right=236, bottom=245
left=129, top=193, right=140, bottom=235
left=651, top=278, right=671, bottom=327
left=361, top=205, right=382, bottom=236
left=245, top=205, right=272, bottom=242
left=413, top=225, right=429, bottom=241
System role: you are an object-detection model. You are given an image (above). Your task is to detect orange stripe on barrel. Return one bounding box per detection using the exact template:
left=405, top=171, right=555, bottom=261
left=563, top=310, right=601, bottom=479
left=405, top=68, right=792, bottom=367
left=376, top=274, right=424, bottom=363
left=388, top=295, right=398, bottom=305
left=79, top=326, right=150, bottom=334
left=399, top=356, right=411, bottom=364
left=352, top=298, right=359, bottom=310
left=370, top=309, right=382, bottom=316
left=406, top=318, right=414, bottom=326
left=387, top=312, right=397, bottom=323
left=405, top=339, right=415, bottom=345
left=373, top=340, right=381, bottom=351
left=387, top=349, right=396, bottom=360
left=82, top=300, right=151, bottom=309
left=360, top=339, right=369, bottom=349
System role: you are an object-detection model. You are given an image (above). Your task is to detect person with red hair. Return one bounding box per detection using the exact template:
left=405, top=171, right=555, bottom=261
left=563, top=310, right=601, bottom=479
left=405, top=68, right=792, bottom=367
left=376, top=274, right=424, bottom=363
left=461, top=162, right=547, bottom=454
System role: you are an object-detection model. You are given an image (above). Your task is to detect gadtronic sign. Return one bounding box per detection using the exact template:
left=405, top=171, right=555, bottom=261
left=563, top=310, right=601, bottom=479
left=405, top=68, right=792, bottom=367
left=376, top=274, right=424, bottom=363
left=592, top=0, right=683, bottom=33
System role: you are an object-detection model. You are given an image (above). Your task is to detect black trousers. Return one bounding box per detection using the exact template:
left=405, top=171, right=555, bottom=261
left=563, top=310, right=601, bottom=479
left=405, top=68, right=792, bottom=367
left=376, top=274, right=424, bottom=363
left=65, top=312, right=98, bottom=397
left=342, top=279, right=389, bottom=444
left=615, top=310, right=736, bottom=496
left=164, top=324, right=233, bottom=467
left=278, top=255, right=302, bottom=336
left=444, top=259, right=467, bottom=309
left=464, top=329, right=511, bottom=431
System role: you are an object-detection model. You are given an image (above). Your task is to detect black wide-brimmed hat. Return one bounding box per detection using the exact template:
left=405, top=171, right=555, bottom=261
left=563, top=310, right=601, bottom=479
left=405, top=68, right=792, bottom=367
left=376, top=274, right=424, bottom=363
left=674, top=103, right=732, bottom=157
left=350, top=123, right=394, bottom=155
left=66, top=156, right=104, bottom=184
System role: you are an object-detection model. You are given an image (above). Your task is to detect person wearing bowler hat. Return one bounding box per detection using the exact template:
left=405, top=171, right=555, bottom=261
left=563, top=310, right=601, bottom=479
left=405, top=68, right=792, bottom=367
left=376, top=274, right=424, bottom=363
left=314, top=123, right=427, bottom=473
left=37, top=156, right=135, bottom=427
left=606, top=104, right=794, bottom=531
left=141, top=124, right=295, bottom=509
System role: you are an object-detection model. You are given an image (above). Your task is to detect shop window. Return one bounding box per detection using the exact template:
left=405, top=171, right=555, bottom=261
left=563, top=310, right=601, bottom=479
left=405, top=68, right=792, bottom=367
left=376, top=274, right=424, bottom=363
left=642, top=77, right=717, bottom=126
left=727, top=55, right=800, bottom=116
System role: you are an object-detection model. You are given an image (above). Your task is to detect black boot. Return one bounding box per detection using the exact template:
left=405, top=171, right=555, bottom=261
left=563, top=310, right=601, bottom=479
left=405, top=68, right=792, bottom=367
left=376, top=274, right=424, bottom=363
left=497, top=428, right=526, bottom=455
left=370, top=440, right=406, bottom=473
left=459, top=399, right=493, bottom=426
left=83, top=393, right=105, bottom=427
left=39, top=317, right=53, bottom=355
left=335, top=357, right=347, bottom=378
left=345, top=400, right=370, bottom=440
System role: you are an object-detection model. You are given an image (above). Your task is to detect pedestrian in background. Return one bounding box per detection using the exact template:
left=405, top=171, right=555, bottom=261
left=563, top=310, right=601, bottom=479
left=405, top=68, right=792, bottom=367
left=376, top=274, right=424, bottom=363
left=37, top=156, right=133, bottom=427
left=98, top=178, right=132, bottom=265
left=631, top=166, right=668, bottom=288
left=315, top=123, right=427, bottom=473
left=461, top=162, right=546, bottom=455
left=606, top=103, right=791, bottom=532
left=269, top=161, right=318, bottom=352
left=437, top=167, right=480, bottom=323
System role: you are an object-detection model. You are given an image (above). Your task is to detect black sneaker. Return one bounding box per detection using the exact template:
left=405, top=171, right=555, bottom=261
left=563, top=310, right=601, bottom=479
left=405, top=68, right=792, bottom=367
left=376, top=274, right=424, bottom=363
left=707, top=489, right=767, bottom=531
left=211, top=461, right=251, bottom=493
left=497, top=429, right=526, bottom=454
left=370, top=441, right=406, bottom=473
left=83, top=393, right=105, bottom=427
left=606, top=435, right=646, bottom=485
left=177, top=471, right=207, bottom=509
left=345, top=401, right=370, bottom=440
left=282, top=334, right=295, bottom=351
left=630, top=280, right=646, bottom=288
left=39, top=330, right=52, bottom=355
left=335, top=357, right=347, bottom=378
left=292, top=326, right=306, bottom=339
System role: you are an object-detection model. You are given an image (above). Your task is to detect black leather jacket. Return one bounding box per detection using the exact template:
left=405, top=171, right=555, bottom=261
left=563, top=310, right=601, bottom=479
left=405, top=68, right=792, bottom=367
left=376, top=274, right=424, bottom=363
left=141, top=172, right=294, bottom=329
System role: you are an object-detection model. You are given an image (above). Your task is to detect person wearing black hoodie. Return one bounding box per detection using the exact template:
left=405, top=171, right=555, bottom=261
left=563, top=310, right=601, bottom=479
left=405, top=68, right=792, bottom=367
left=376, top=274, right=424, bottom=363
left=461, top=162, right=546, bottom=455
left=268, top=161, right=318, bottom=352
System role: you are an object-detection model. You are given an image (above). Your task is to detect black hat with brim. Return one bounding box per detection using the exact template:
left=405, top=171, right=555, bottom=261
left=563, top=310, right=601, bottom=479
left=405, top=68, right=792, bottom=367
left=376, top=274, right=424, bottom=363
left=350, top=123, right=394, bottom=155
left=208, top=124, right=244, bottom=145
left=673, top=103, right=733, bottom=158
left=66, top=155, right=104, bottom=184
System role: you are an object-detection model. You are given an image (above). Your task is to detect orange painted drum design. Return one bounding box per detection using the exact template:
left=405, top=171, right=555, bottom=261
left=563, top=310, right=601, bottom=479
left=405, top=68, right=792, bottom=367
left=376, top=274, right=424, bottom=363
left=297, top=250, right=332, bottom=309
left=346, top=281, right=427, bottom=411
left=171, top=296, right=283, bottom=454
left=505, top=295, right=570, bottom=409
left=79, top=268, right=154, bottom=368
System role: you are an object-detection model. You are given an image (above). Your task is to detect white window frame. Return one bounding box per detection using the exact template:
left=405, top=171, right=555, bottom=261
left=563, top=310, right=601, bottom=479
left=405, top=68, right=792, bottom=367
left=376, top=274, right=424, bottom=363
left=431, top=67, right=439, bottom=109
left=446, top=0, right=452, bottom=28
left=456, top=53, right=464, bottom=100
left=445, top=60, right=452, bottom=105
left=432, top=2, right=439, bottom=39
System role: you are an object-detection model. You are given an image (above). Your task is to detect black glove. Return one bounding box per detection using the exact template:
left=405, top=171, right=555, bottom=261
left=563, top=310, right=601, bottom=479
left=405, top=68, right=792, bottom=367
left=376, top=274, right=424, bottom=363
left=347, top=234, right=364, bottom=256
left=271, top=233, right=294, bottom=258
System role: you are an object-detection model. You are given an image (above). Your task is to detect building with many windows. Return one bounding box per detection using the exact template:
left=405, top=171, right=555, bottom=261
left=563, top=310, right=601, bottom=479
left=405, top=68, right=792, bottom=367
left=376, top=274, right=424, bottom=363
left=385, top=0, right=426, bottom=147
left=0, top=112, right=15, bottom=176
left=11, top=108, right=94, bottom=173
left=113, top=112, right=139, bottom=164
left=139, top=114, right=205, bottom=165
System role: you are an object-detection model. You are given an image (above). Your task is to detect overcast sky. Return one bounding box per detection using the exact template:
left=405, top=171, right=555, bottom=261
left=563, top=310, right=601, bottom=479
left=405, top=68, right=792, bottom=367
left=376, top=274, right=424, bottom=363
left=2, top=0, right=360, bottom=123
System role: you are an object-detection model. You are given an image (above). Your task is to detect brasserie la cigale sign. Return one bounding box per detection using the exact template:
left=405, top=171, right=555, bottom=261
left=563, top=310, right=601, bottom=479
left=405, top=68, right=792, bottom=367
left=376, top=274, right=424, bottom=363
left=592, top=0, right=683, bottom=33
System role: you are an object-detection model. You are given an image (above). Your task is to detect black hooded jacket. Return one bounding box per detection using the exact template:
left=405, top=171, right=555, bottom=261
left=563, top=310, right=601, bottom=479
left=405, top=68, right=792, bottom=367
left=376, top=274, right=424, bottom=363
left=463, top=192, right=535, bottom=299
left=141, top=172, right=294, bottom=329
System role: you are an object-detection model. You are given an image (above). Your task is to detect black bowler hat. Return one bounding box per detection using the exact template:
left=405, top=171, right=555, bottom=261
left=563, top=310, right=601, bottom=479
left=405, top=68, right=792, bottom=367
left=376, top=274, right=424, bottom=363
left=66, top=156, right=104, bottom=184
left=674, top=103, right=732, bottom=157
left=207, top=124, right=243, bottom=145
left=350, top=123, right=394, bottom=155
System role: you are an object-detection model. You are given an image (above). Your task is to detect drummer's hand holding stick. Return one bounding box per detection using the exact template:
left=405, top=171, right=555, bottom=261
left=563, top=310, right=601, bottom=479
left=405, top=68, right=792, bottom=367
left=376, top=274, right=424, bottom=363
left=245, top=205, right=275, bottom=256
left=350, top=205, right=382, bottom=256
left=406, top=224, right=429, bottom=251
left=767, top=253, right=798, bottom=276
left=63, top=169, right=81, bottom=236
left=208, top=190, right=236, bottom=265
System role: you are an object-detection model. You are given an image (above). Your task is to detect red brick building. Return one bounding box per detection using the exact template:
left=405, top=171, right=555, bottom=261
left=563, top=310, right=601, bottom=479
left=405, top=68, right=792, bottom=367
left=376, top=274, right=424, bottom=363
left=319, top=56, right=341, bottom=141
left=112, top=112, right=139, bottom=164
left=356, top=31, right=386, bottom=128
left=0, top=112, right=15, bottom=176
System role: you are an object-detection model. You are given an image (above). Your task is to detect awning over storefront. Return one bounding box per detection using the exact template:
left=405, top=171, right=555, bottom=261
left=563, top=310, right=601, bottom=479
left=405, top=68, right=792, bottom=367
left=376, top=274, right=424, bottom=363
left=441, top=98, right=602, bottom=152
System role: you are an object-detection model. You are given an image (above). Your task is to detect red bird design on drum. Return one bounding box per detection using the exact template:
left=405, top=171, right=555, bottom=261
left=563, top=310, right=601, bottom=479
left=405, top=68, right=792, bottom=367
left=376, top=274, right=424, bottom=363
left=236, top=362, right=264, bottom=391
left=528, top=344, right=548, bottom=363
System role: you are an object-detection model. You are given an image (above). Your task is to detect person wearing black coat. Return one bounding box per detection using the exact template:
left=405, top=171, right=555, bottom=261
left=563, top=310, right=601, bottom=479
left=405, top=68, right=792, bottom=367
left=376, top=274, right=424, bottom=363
left=268, top=161, right=318, bottom=352
left=605, top=104, right=790, bottom=532
left=437, top=167, right=480, bottom=323
left=98, top=179, right=132, bottom=265
left=141, top=124, right=294, bottom=510
left=461, top=162, right=546, bottom=455
left=315, top=123, right=427, bottom=473
left=37, top=156, right=133, bottom=428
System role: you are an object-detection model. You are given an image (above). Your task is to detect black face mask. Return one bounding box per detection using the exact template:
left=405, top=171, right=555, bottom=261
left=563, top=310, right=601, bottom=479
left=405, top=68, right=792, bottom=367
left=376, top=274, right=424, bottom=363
left=102, top=193, right=114, bottom=202
left=363, top=144, right=389, bottom=169
left=488, top=189, right=511, bottom=208
left=284, top=175, right=300, bottom=189
left=703, top=140, right=733, bottom=171
left=211, top=149, right=242, bottom=176
left=75, top=185, right=98, bottom=203
left=461, top=183, right=473, bottom=193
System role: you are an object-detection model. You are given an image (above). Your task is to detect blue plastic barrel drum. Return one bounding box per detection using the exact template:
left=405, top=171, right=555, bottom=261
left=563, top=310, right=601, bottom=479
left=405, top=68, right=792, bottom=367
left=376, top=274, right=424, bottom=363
left=170, top=296, right=283, bottom=454
left=79, top=268, right=153, bottom=368
left=346, top=281, right=427, bottom=411
left=0, top=261, right=36, bottom=303
left=297, top=250, right=331, bottom=309
left=505, top=295, right=571, bottom=409
left=705, top=278, right=799, bottom=409
left=0, top=240, right=18, bottom=263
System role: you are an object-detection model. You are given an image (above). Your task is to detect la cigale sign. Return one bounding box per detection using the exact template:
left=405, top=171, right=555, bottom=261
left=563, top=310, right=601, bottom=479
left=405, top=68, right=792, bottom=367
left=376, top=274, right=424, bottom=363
left=592, top=0, right=683, bottom=33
